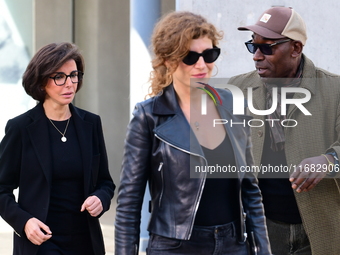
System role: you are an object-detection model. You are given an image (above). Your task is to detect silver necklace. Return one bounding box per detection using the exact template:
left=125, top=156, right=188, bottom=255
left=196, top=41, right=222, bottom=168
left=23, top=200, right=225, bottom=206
left=48, top=117, right=71, bottom=142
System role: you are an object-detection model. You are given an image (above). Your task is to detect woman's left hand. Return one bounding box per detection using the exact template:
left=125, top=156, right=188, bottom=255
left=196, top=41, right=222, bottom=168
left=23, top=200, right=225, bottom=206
left=80, top=195, right=103, bottom=217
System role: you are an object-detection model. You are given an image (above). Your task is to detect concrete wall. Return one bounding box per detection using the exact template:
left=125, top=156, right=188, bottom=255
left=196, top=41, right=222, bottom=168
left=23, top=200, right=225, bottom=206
left=177, top=0, right=340, bottom=77
left=5, top=0, right=73, bottom=55
left=74, top=0, right=130, bottom=191
left=34, top=0, right=73, bottom=52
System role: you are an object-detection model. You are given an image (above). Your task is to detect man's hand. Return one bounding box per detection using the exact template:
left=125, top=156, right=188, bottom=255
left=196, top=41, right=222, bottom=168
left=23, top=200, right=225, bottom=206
left=289, top=155, right=333, bottom=192
left=24, top=217, right=52, bottom=245
left=81, top=195, right=103, bottom=217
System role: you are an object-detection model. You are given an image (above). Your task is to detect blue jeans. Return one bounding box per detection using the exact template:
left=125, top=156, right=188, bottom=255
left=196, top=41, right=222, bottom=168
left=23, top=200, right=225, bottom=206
left=266, top=218, right=311, bottom=255
left=146, top=221, right=249, bottom=255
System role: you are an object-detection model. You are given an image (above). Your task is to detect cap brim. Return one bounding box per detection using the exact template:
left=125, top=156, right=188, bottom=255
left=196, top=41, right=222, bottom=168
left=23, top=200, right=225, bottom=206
left=238, top=25, right=286, bottom=39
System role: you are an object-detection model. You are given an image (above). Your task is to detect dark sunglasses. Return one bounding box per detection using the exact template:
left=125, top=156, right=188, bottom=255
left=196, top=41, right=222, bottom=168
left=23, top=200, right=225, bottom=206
left=182, top=47, right=220, bottom=65
left=245, top=39, right=291, bottom=55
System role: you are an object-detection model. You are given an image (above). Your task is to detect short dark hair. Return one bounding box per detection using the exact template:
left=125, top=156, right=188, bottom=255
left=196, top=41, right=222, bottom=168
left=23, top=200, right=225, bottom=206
left=22, top=42, right=85, bottom=102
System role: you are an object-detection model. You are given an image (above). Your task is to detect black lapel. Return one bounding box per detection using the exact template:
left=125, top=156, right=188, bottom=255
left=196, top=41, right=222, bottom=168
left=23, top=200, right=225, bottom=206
left=70, top=104, right=93, bottom=195
left=153, top=85, right=203, bottom=156
left=26, top=103, right=53, bottom=186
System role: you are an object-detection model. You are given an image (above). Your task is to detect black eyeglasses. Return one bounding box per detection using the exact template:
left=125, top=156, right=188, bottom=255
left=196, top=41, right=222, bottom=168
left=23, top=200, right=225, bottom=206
left=182, top=47, right=220, bottom=65
left=49, top=71, right=84, bottom=86
left=245, top=39, right=291, bottom=55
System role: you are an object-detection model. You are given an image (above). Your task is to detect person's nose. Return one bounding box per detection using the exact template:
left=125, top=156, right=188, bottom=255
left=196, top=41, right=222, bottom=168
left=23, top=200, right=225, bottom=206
left=195, top=56, right=206, bottom=68
left=253, top=48, right=265, bottom=61
left=64, top=76, right=73, bottom=86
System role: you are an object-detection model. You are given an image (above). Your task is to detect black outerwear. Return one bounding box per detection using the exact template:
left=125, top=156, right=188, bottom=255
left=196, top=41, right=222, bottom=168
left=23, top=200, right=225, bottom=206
left=115, top=84, right=271, bottom=255
left=0, top=103, right=115, bottom=255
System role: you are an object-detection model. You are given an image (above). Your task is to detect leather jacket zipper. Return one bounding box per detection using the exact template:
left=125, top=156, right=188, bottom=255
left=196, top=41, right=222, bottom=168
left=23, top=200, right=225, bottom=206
left=250, top=231, right=258, bottom=255
left=158, top=162, right=164, bottom=208
left=155, top=133, right=207, bottom=239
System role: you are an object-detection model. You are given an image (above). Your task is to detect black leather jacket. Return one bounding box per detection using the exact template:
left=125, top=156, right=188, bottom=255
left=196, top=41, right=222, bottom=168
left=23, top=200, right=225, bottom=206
left=115, top=84, right=271, bottom=255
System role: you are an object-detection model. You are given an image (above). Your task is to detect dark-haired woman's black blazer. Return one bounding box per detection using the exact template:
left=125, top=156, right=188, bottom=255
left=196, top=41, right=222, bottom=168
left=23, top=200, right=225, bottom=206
left=0, top=103, right=115, bottom=255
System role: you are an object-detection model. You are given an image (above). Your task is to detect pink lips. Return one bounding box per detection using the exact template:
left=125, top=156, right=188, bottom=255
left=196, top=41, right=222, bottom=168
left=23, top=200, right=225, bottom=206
left=62, top=92, right=74, bottom=98
left=192, top=73, right=206, bottom=78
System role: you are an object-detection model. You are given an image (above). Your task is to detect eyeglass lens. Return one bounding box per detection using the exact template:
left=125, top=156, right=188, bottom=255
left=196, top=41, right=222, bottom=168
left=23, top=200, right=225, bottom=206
left=245, top=42, right=273, bottom=55
left=51, top=71, right=83, bottom=86
left=182, top=47, right=220, bottom=65
left=245, top=39, right=291, bottom=55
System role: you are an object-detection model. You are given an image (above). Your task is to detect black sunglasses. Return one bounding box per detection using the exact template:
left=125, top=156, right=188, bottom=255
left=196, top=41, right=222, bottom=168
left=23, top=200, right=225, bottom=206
left=182, top=47, right=220, bottom=65
left=245, top=39, right=291, bottom=55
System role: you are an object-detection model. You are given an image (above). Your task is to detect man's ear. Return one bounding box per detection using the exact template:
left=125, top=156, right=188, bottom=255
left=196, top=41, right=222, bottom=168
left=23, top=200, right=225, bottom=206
left=291, top=41, right=303, bottom=57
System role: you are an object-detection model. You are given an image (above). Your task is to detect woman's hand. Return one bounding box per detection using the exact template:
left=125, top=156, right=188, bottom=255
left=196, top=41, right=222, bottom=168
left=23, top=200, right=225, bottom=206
left=81, top=195, right=103, bottom=217
left=24, top=217, right=52, bottom=245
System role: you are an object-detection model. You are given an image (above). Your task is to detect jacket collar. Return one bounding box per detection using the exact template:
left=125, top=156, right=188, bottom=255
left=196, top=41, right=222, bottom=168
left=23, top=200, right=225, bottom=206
left=26, top=103, right=53, bottom=186
left=27, top=102, right=86, bottom=121
left=152, top=84, right=180, bottom=116
left=238, top=70, right=266, bottom=112
left=152, top=84, right=194, bottom=152
left=299, top=54, right=317, bottom=95
left=153, top=85, right=248, bottom=179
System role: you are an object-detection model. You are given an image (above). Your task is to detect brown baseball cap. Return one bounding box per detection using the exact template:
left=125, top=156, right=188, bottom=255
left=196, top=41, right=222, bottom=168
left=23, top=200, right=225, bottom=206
left=238, top=7, right=307, bottom=45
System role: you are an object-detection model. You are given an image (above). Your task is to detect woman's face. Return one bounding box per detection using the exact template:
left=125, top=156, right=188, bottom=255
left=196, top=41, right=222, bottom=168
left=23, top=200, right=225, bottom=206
left=44, top=59, right=78, bottom=107
left=172, top=36, right=216, bottom=90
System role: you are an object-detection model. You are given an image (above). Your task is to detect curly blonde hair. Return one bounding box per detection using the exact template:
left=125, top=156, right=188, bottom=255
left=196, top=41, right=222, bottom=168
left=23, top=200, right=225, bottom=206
left=148, top=11, right=223, bottom=97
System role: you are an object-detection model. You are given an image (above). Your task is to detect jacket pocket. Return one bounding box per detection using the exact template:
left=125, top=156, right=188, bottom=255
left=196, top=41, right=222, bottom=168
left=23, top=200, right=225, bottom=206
left=148, top=233, right=182, bottom=250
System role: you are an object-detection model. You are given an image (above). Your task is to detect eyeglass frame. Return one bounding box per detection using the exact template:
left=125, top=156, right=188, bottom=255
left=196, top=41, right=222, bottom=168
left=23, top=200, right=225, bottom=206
left=244, top=39, right=291, bottom=55
left=49, top=70, right=84, bottom=86
left=182, top=47, right=221, bottom=65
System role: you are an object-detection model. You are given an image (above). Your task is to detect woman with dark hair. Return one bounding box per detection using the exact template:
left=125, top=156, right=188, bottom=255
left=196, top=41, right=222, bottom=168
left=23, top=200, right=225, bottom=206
left=115, top=11, right=271, bottom=255
left=0, top=42, right=115, bottom=255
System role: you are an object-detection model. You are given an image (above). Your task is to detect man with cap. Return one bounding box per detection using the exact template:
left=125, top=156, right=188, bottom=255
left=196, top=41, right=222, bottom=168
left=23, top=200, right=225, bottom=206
left=229, top=6, right=340, bottom=255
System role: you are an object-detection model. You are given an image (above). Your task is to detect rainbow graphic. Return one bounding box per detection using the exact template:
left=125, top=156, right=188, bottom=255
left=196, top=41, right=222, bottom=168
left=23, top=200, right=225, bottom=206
left=196, top=82, right=223, bottom=106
